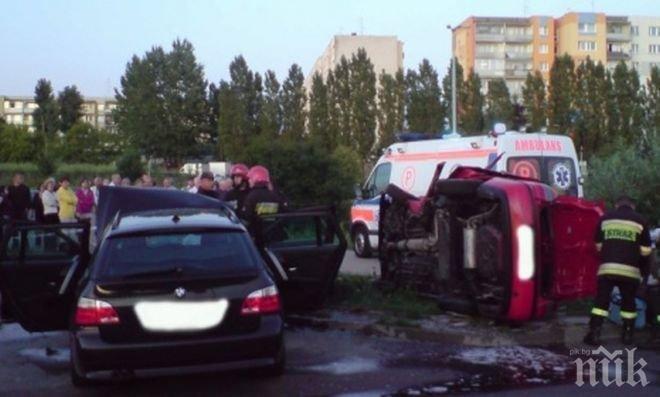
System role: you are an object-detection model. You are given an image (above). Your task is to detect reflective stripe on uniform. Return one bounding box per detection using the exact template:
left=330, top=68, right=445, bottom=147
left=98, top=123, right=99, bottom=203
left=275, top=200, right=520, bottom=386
left=640, top=246, right=652, bottom=256
left=591, top=307, right=609, bottom=317
left=597, top=262, right=641, bottom=280
left=620, top=310, right=638, bottom=319
left=602, top=219, right=644, bottom=232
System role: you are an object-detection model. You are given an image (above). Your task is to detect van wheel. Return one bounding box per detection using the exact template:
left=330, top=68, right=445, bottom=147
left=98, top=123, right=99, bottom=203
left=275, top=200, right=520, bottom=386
left=353, top=226, right=372, bottom=258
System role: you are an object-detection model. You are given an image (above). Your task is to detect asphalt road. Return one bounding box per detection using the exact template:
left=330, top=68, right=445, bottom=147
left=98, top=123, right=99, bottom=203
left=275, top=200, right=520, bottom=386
left=339, top=251, right=381, bottom=277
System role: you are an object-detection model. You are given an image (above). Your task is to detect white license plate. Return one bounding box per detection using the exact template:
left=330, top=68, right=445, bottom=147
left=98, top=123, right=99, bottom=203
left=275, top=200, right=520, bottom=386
left=134, top=299, right=229, bottom=332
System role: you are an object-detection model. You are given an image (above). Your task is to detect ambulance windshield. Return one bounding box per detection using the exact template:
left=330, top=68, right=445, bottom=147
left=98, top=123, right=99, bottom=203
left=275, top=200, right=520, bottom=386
left=507, top=156, right=577, bottom=196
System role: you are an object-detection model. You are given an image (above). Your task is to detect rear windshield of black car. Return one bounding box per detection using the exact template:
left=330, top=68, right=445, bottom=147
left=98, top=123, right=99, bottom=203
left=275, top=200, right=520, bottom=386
left=94, top=230, right=258, bottom=280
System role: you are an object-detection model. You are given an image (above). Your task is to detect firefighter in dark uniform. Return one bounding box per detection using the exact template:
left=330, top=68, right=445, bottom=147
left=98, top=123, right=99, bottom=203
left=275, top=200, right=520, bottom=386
left=584, top=196, right=653, bottom=346
left=224, top=163, right=250, bottom=214
left=241, top=165, right=286, bottom=236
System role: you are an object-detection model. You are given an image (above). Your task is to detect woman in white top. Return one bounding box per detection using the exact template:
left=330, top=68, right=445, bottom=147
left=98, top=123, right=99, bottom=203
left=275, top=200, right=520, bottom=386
left=40, top=178, right=59, bottom=224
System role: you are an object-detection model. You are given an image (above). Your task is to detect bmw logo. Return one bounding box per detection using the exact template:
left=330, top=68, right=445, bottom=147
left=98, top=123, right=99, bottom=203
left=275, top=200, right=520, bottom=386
left=174, top=287, right=186, bottom=299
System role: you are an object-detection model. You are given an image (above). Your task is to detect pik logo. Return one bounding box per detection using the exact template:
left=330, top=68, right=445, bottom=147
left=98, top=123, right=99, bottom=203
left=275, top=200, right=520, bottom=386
left=573, top=347, right=649, bottom=387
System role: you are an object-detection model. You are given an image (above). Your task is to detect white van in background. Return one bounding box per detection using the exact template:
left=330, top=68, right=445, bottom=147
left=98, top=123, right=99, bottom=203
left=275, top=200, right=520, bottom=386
left=350, top=130, right=583, bottom=257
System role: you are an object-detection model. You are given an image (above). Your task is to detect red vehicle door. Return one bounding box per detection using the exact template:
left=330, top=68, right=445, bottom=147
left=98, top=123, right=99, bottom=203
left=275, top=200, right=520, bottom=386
left=547, top=196, right=604, bottom=300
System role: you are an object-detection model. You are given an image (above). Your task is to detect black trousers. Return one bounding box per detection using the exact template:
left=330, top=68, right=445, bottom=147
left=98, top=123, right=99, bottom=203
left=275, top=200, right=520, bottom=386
left=590, top=276, right=639, bottom=327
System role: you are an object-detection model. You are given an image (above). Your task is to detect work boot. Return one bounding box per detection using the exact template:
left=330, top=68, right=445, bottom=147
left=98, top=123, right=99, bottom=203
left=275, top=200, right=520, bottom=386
left=622, top=322, right=635, bottom=345
left=583, top=325, right=602, bottom=346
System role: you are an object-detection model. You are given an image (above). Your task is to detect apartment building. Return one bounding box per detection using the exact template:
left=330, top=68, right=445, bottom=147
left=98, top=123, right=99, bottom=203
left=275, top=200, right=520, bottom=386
left=304, top=34, right=404, bottom=91
left=454, top=16, right=555, bottom=96
left=629, top=16, right=660, bottom=83
left=0, top=95, right=117, bottom=132
left=454, top=12, right=659, bottom=94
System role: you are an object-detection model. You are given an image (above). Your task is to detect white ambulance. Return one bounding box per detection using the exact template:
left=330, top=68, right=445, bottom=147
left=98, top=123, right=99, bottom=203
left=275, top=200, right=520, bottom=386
left=350, top=130, right=583, bottom=257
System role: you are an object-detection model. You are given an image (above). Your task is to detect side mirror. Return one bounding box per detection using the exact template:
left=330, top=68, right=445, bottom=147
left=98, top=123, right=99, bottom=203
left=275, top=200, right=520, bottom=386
left=354, top=184, right=363, bottom=200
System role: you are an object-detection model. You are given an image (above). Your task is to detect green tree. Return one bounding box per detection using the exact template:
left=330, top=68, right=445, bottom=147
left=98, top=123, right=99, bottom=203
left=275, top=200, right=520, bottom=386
left=0, top=124, right=38, bottom=162
left=405, top=59, right=444, bottom=133
left=547, top=54, right=576, bottom=133
left=116, top=148, right=144, bottom=181
left=485, top=78, right=514, bottom=128
left=609, top=61, right=645, bottom=145
left=461, top=70, right=485, bottom=134
left=377, top=69, right=405, bottom=150
left=260, top=70, right=282, bottom=138
left=33, top=78, right=60, bottom=136
left=442, top=58, right=465, bottom=132
left=115, top=39, right=210, bottom=167
left=585, top=136, right=660, bottom=223
left=207, top=83, right=220, bottom=146
left=308, top=73, right=333, bottom=149
left=218, top=55, right=262, bottom=160
left=57, top=122, right=123, bottom=163
left=280, top=64, right=306, bottom=140
left=348, top=49, right=377, bottom=162
left=57, top=85, right=83, bottom=132
left=645, top=66, right=660, bottom=141
left=243, top=138, right=361, bottom=209
left=328, top=56, right=352, bottom=145
left=573, top=58, right=609, bottom=157
left=521, top=71, right=547, bottom=131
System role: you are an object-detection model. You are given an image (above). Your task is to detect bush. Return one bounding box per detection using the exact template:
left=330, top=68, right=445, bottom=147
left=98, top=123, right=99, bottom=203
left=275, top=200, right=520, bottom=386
left=241, top=138, right=361, bottom=211
left=585, top=137, right=660, bottom=224
left=116, top=149, right=144, bottom=181
left=56, top=163, right=117, bottom=184
left=0, top=124, right=38, bottom=162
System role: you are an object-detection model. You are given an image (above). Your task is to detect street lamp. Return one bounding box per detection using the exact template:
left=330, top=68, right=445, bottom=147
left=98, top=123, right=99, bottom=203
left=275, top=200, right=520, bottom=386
left=446, top=24, right=457, bottom=134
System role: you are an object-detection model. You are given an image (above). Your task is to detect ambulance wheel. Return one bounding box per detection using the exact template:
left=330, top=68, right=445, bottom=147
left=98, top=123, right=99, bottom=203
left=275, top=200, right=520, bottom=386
left=353, top=226, right=372, bottom=258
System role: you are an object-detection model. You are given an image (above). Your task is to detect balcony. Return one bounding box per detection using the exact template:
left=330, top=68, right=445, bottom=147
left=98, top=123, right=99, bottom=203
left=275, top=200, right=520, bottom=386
left=607, top=32, right=631, bottom=42
left=475, top=69, right=505, bottom=78
left=504, top=69, right=530, bottom=78
left=476, top=33, right=505, bottom=42
left=504, top=34, right=533, bottom=43
left=607, top=51, right=630, bottom=61
left=505, top=52, right=532, bottom=60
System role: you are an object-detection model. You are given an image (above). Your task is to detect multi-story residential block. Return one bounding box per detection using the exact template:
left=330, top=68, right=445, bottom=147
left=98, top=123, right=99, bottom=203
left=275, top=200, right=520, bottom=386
left=0, top=95, right=117, bottom=132
left=304, top=34, right=404, bottom=91
left=454, top=16, right=555, bottom=96
left=453, top=12, right=658, bottom=94
left=629, top=16, right=660, bottom=83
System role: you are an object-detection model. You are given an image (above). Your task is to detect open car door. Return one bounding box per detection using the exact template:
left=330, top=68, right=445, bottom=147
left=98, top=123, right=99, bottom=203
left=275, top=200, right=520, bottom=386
left=545, top=196, right=603, bottom=300
left=0, top=223, right=90, bottom=332
left=259, top=208, right=347, bottom=308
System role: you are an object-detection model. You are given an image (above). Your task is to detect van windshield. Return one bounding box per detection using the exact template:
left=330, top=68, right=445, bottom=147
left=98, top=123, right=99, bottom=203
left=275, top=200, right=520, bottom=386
left=94, top=231, right=258, bottom=280
left=507, top=156, right=578, bottom=196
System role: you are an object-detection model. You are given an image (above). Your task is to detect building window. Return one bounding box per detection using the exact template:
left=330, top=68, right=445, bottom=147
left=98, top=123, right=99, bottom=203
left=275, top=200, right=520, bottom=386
left=539, top=25, right=549, bottom=36
left=9, top=101, right=15, bottom=108
left=649, top=26, right=660, bottom=36
left=578, top=41, right=597, bottom=51
left=650, top=44, right=660, bottom=54
left=631, top=44, right=639, bottom=54
left=631, top=26, right=639, bottom=35
left=539, top=44, right=549, bottom=54
left=579, top=23, right=596, bottom=34
left=540, top=62, right=549, bottom=72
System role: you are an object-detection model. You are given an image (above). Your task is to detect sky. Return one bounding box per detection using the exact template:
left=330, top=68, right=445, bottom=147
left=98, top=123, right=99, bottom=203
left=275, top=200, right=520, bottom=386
left=1, top=0, right=656, bottom=97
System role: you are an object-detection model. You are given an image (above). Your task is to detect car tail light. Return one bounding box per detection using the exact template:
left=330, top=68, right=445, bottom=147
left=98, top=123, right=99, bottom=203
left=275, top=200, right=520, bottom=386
left=74, top=297, right=120, bottom=326
left=240, top=285, right=281, bottom=315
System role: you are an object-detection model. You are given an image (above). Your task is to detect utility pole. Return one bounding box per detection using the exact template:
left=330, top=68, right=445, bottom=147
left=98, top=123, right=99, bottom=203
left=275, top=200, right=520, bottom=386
left=446, top=24, right=457, bottom=134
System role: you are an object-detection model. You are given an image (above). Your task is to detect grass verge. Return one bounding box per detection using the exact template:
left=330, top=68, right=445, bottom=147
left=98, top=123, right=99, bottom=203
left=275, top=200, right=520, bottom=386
left=328, top=274, right=441, bottom=323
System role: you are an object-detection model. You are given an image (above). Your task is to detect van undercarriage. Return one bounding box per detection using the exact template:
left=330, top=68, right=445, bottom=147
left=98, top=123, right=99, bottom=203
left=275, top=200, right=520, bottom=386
left=379, top=179, right=512, bottom=318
